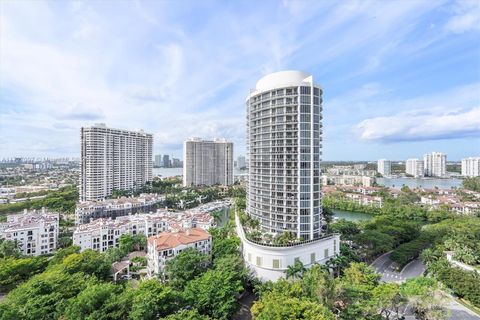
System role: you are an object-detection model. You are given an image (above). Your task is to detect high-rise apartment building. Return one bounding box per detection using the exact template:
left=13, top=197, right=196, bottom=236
left=80, top=123, right=153, bottom=201
left=238, top=71, right=339, bottom=281
left=406, top=158, right=424, bottom=178
left=461, top=157, right=480, bottom=177
left=183, top=138, right=233, bottom=187
left=162, top=155, right=170, bottom=168
left=377, top=159, right=391, bottom=177
left=423, top=152, right=447, bottom=177
left=236, top=156, right=246, bottom=169
left=154, top=154, right=162, bottom=167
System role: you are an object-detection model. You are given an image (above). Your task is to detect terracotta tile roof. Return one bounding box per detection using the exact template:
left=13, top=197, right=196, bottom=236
left=148, top=228, right=211, bottom=251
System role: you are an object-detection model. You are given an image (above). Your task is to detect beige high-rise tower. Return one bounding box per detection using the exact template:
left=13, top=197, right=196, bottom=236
left=183, top=138, right=233, bottom=187
left=80, top=123, right=153, bottom=201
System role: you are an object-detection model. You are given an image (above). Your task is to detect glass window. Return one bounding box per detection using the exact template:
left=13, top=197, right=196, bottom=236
left=324, top=248, right=329, bottom=258
left=311, top=253, right=316, bottom=263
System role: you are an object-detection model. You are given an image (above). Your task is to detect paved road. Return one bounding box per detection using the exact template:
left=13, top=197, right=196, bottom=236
left=233, top=289, right=256, bottom=320
left=370, top=252, right=425, bottom=282
left=370, top=252, right=480, bottom=320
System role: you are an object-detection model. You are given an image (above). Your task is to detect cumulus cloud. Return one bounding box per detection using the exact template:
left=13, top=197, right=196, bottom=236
left=356, top=106, right=480, bottom=142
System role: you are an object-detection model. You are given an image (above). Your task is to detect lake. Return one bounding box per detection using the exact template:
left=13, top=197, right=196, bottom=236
left=332, top=209, right=373, bottom=221
left=376, top=177, right=462, bottom=189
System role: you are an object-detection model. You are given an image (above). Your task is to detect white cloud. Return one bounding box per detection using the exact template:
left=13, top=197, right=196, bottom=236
left=354, top=82, right=480, bottom=143
left=356, top=107, right=480, bottom=142
left=444, top=0, right=480, bottom=33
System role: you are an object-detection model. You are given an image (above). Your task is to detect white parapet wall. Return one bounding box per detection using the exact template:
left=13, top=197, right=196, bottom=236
left=235, top=214, right=340, bottom=282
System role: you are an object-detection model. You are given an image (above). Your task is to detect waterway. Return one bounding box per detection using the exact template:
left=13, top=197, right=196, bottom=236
left=376, top=177, right=462, bottom=189
left=152, top=167, right=183, bottom=177
left=332, top=209, right=373, bottom=221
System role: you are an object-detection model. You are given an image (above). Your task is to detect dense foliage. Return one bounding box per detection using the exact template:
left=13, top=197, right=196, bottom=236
left=0, top=209, right=247, bottom=320
left=253, top=263, right=448, bottom=320
left=421, top=216, right=480, bottom=308
left=0, top=185, right=78, bottom=214
left=462, top=177, right=480, bottom=192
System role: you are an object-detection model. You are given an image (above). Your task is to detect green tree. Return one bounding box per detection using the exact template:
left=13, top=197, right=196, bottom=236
left=0, top=239, right=21, bottom=258
left=286, top=260, right=307, bottom=280
left=462, top=177, right=480, bottom=192
left=0, top=270, right=95, bottom=320
left=354, top=230, right=394, bottom=259
left=183, top=268, right=243, bottom=320
left=329, top=219, right=360, bottom=240
left=370, top=283, right=405, bottom=320
left=160, top=309, right=211, bottom=320
left=63, top=282, right=132, bottom=320
left=129, top=280, right=181, bottom=320
left=401, top=277, right=449, bottom=320
left=300, top=264, right=337, bottom=308
left=61, top=249, right=111, bottom=280
left=342, top=262, right=380, bottom=289
left=48, top=245, right=80, bottom=266
left=0, top=256, right=48, bottom=290
left=251, top=292, right=335, bottom=320
left=165, top=248, right=210, bottom=289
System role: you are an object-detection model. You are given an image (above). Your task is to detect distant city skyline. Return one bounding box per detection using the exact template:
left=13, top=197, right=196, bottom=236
left=1, top=1, right=479, bottom=160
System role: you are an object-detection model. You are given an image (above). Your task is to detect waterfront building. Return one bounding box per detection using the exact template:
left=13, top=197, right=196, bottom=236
left=163, top=155, right=170, bottom=168
left=424, top=152, right=447, bottom=177
left=239, top=70, right=339, bottom=281
left=147, top=228, right=212, bottom=277
left=74, top=193, right=164, bottom=225
left=154, top=154, right=162, bottom=167
left=183, top=138, right=234, bottom=187
left=80, top=123, right=153, bottom=201
left=461, top=157, right=480, bottom=177
left=0, top=209, right=59, bottom=256
left=377, top=159, right=391, bottom=177
left=406, top=158, right=424, bottom=178
left=321, top=175, right=376, bottom=187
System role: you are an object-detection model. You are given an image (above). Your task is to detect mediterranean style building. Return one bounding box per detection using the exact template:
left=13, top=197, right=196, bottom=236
left=238, top=70, right=339, bottom=281
left=73, top=206, right=216, bottom=252
left=75, top=193, right=164, bottom=225
left=461, top=157, right=480, bottom=177
left=80, top=123, right=153, bottom=201
left=406, top=158, right=424, bottom=178
left=147, top=228, right=212, bottom=277
left=0, top=209, right=59, bottom=256
left=424, top=152, right=447, bottom=177
left=183, top=138, right=233, bottom=187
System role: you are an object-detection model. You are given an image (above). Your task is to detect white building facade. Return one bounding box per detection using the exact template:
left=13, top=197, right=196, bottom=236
left=73, top=208, right=215, bottom=252
left=377, top=159, right=392, bottom=177
left=424, top=152, right=447, bottom=177
left=75, top=193, right=164, bottom=225
left=241, top=70, right=339, bottom=281
left=461, top=157, right=480, bottom=177
left=80, top=123, right=153, bottom=201
left=147, top=228, right=212, bottom=277
left=406, top=158, right=424, bottom=178
left=0, top=209, right=59, bottom=256
left=183, top=138, right=233, bottom=187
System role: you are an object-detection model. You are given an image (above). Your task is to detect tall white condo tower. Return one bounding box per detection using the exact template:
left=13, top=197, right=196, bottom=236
left=237, top=71, right=339, bottom=281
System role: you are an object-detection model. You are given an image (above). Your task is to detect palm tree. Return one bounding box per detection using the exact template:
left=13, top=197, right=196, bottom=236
left=325, top=254, right=349, bottom=277
left=286, top=260, right=306, bottom=280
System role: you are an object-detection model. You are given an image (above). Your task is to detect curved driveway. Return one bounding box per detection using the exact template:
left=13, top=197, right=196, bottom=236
left=370, top=251, right=480, bottom=320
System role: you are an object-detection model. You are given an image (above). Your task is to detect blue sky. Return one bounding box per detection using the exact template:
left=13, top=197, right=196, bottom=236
left=0, top=0, right=479, bottom=161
